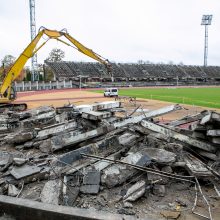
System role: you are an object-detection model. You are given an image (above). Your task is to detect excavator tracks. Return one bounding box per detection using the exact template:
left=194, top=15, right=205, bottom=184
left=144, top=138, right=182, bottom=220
left=0, top=103, right=27, bottom=112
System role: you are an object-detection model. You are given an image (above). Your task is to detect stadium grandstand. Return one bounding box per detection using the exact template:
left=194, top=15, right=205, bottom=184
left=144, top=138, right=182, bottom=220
left=45, top=61, right=220, bottom=87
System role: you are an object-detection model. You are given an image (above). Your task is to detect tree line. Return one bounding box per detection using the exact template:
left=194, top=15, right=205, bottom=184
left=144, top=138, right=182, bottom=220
left=0, top=48, right=65, bottom=82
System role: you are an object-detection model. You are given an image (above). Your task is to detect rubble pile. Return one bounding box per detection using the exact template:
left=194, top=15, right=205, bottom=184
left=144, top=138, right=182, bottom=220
left=0, top=101, right=220, bottom=220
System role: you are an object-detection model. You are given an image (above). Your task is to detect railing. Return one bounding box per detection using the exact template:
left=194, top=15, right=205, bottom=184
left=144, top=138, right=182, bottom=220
left=14, top=80, right=74, bottom=92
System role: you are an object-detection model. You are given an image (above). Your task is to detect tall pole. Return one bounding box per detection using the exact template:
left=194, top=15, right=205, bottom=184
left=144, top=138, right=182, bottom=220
left=29, top=0, right=39, bottom=81
left=201, top=15, right=212, bottom=67
left=204, top=25, right=208, bottom=66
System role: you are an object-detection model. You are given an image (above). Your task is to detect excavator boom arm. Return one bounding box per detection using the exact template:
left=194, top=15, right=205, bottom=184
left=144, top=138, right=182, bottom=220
left=0, top=30, right=44, bottom=96
left=0, top=28, right=111, bottom=99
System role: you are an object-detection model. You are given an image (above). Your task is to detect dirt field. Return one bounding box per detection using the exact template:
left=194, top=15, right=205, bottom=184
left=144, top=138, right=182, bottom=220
left=15, top=88, right=220, bottom=121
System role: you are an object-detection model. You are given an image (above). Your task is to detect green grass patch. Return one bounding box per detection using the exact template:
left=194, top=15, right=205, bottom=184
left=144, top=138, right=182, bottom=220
left=91, top=87, right=220, bottom=109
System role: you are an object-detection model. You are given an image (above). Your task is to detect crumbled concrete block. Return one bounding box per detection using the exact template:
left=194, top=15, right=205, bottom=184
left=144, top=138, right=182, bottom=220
left=142, top=148, right=176, bottom=164
left=40, top=180, right=62, bottom=205
left=10, top=165, right=41, bottom=180
left=153, top=185, right=166, bottom=197
left=36, top=120, right=77, bottom=140
left=23, top=141, right=33, bottom=149
left=123, top=201, right=133, bottom=208
left=13, top=158, right=26, bottom=166
left=117, top=132, right=139, bottom=146
left=8, top=184, right=19, bottom=197
left=123, top=180, right=146, bottom=202
left=50, top=125, right=114, bottom=151
left=5, top=130, right=36, bottom=144
left=161, top=165, right=173, bottom=173
left=80, top=185, right=100, bottom=194
left=39, top=139, right=52, bottom=153
left=101, top=152, right=151, bottom=188
left=83, top=170, right=100, bottom=185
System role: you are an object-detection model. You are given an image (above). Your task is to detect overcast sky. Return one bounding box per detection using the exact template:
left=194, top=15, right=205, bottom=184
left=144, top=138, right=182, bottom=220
left=0, top=0, right=219, bottom=66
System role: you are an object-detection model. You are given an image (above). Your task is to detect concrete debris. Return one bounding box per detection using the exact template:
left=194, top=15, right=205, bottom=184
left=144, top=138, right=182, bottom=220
left=153, top=185, right=166, bottom=197
left=80, top=184, right=100, bottom=194
left=39, top=139, right=52, bottom=153
left=183, top=153, right=213, bottom=177
left=200, top=111, right=220, bottom=125
left=50, top=124, right=114, bottom=151
left=83, top=170, right=100, bottom=185
left=8, top=184, right=19, bottom=197
left=13, top=158, right=27, bottom=166
left=123, top=180, right=146, bottom=202
left=40, top=180, right=62, bottom=205
left=117, top=132, right=140, bottom=146
left=0, top=152, right=11, bottom=166
left=36, top=120, right=77, bottom=140
left=10, top=165, right=41, bottom=179
left=141, top=120, right=216, bottom=152
left=113, top=104, right=181, bottom=128
left=142, top=148, right=176, bottom=164
left=4, top=130, right=36, bottom=144
left=101, top=152, right=151, bottom=188
left=167, top=110, right=208, bottom=127
left=1, top=101, right=220, bottom=220
left=82, top=111, right=114, bottom=121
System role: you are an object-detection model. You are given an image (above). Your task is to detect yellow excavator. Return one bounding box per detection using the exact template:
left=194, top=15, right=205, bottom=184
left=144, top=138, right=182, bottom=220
left=0, top=27, right=112, bottom=111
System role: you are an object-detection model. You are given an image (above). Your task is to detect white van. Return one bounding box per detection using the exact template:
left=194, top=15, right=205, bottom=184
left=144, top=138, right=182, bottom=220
left=104, top=88, right=118, bottom=97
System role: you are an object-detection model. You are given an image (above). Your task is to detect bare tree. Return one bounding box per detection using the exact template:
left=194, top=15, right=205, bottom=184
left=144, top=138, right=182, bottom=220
left=46, top=48, right=65, bottom=62
left=1, top=55, right=15, bottom=67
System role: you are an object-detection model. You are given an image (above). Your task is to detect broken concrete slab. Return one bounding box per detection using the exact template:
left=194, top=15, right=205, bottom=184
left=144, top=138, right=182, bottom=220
left=8, top=184, right=19, bottom=197
left=4, top=130, right=36, bottom=144
left=93, top=150, right=123, bottom=172
left=0, top=195, right=132, bottom=220
left=83, top=170, right=100, bottom=185
left=210, top=137, right=220, bottom=144
left=13, top=158, right=27, bottom=166
left=74, top=105, right=93, bottom=113
left=123, top=180, right=146, bottom=202
left=192, top=131, right=206, bottom=140
left=117, top=132, right=140, bottom=146
left=123, top=201, right=133, bottom=208
left=142, top=148, right=176, bottom=164
left=141, top=120, right=216, bottom=153
left=40, top=180, right=62, bottom=205
left=10, top=165, right=41, bottom=180
left=25, top=106, right=55, bottom=116
left=101, top=152, right=151, bottom=188
left=113, top=104, right=181, bottom=128
left=0, top=152, right=11, bottom=166
left=93, top=101, right=122, bottom=111
left=183, top=153, right=213, bottom=177
left=80, top=185, right=100, bottom=194
left=196, top=150, right=217, bottom=161
left=50, top=125, right=114, bottom=151
left=39, top=139, right=52, bottom=153
left=168, top=111, right=208, bottom=127
left=207, top=129, right=220, bottom=137
left=200, top=111, right=220, bottom=125
left=82, top=111, right=114, bottom=121
left=21, top=110, right=56, bottom=128
left=36, top=120, right=77, bottom=140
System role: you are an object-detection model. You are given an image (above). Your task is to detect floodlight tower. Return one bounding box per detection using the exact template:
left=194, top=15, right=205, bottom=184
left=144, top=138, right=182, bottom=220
left=29, top=0, right=39, bottom=81
left=201, top=15, right=213, bottom=67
